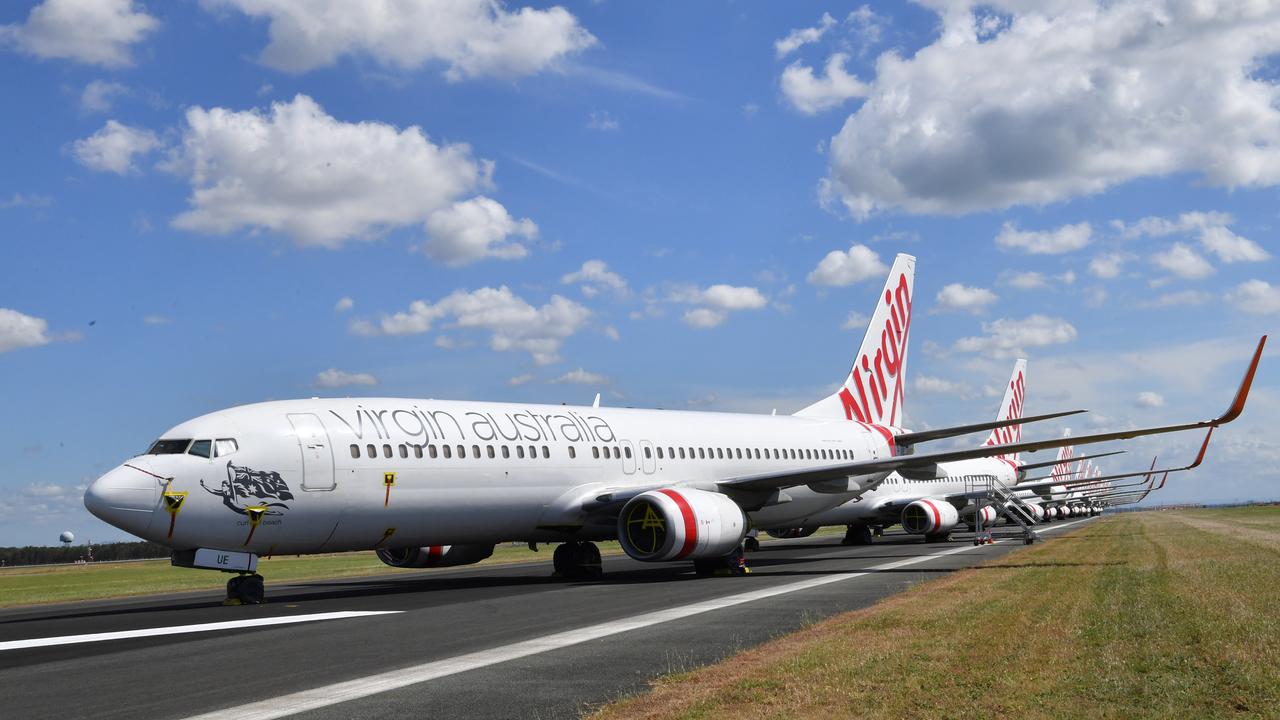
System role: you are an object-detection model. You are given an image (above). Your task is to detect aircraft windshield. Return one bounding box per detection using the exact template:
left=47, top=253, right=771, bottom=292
left=147, top=439, right=192, bottom=455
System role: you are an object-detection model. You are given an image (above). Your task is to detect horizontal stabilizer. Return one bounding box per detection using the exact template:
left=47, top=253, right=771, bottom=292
left=893, top=409, right=1085, bottom=447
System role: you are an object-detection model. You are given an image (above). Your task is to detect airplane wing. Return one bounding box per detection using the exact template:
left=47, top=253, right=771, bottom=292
left=891, top=409, right=1085, bottom=446
left=1017, top=450, right=1124, bottom=472
left=720, top=336, right=1264, bottom=494
left=1011, top=429, right=1212, bottom=493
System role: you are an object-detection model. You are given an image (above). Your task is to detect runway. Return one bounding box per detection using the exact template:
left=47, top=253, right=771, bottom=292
left=0, top=518, right=1094, bottom=720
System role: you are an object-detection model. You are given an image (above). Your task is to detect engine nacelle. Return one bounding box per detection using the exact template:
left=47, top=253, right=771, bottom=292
left=375, top=544, right=495, bottom=568
left=972, top=505, right=998, bottom=527
left=1026, top=504, right=1045, bottom=522
left=1045, top=506, right=1059, bottom=520
left=901, top=499, right=959, bottom=535
left=618, top=488, right=747, bottom=562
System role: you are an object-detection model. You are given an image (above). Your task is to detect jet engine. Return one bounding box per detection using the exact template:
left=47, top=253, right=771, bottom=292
left=1045, top=506, right=1059, bottom=520
left=376, top=544, right=495, bottom=568
left=617, top=488, right=747, bottom=562
left=901, top=499, right=959, bottom=535
left=1027, top=504, right=1045, bottom=522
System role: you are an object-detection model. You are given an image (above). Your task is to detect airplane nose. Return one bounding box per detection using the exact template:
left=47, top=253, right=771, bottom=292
left=85, top=464, right=160, bottom=532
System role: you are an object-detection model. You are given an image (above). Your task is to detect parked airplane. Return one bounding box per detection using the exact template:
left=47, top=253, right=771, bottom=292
left=83, top=251, right=1266, bottom=604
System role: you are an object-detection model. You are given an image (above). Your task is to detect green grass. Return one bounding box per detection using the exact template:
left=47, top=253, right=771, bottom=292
left=589, top=507, right=1280, bottom=720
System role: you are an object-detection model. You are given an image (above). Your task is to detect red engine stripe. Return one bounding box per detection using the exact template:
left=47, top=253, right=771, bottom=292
left=657, top=489, right=698, bottom=560
left=922, top=500, right=941, bottom=533
left=427, top=545, right=444, bottom=564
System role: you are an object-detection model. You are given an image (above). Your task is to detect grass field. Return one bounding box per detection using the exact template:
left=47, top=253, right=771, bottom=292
left=589, top=507, right=1280, bottom=720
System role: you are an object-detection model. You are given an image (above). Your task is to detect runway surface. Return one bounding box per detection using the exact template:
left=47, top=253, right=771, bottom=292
left=0, top=519, right=1094, bottom=720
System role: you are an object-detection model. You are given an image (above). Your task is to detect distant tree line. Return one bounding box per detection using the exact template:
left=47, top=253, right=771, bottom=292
left=0, top=541, right=170, bottom=567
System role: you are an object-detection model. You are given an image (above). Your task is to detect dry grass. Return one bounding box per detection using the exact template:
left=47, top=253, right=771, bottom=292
left=588, top=508, right=1280, bottom=720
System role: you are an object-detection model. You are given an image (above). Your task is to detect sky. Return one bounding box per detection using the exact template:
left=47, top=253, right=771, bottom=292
left=1, top=0, right=1277, bottom=547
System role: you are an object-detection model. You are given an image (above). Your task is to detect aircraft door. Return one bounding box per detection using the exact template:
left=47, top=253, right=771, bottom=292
left=639, top=440, right=656, bottom=474
left=621, top=440, right=637, bottom=475
left=288, top=413, right=336, bottom=491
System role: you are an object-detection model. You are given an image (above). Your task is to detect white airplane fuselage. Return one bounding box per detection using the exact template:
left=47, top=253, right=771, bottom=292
left=86, top=397, right=899, bottom=555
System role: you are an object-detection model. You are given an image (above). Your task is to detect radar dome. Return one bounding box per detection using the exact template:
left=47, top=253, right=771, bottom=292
left=59, top=531, right=75, bottom=544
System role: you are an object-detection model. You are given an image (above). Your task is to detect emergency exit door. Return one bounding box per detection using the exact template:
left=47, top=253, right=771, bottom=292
left=288, top=413, right=336, bottom=491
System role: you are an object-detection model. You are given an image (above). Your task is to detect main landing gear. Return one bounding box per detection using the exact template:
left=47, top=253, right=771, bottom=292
left=224, top=573, right=265, bottom=605
left=841, top=523, right=874, bottom=546
left=552, top=541, right=603, bottom=579
left=693, top=544, right=751, bottom=577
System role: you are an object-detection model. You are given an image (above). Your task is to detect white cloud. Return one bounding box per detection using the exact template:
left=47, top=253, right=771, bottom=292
left=774, top=12, right=836, bottom=58
left=995, top=221, right=1091, bottom=255
left=355, top=286, right=590, bottom=365
left=955, top=315, right=1077, bottom=358
left=1226, top=280, right=1280, bottom=315
left=821, top=3, right=1280, bottom=218
left=841, top=310, right=869, bottom=330
left=603, top=325, right=620, bottom=341
left=1135, top=391, right=1165, bottom=408
left=934, top=283, right=997, bottom=314
left=143, top=314, right=170, bottom=325
left=1140, top=290, right=1212, bottom=309
left=0, top=308, right=53, bottom=354
left=164, top=94, right=504, bottom=251
left=914, top=375, right=973, bottom=397
left=80, top=80, right=129, bottom=112
left=0, top=480, right=90, bottom=521
left=1153, top=243, right=1214, bottom=279
left=205, top=0, right=596, bottom=79
left=1088, top=252, right=1128, bottom=279
left=1199, top=225, right=1270, bottom=263
left=507, top=373, right=535, bottom=387
left=548, top=368, right=608, bottom=385
left=1115, top=211, right=1268, bottom=264
left=807, top=243, right=887, bottom=286
left=562, top=259, right=627, bottom=297
left=314, top=368, right=377, bottom=388
left=0, top=193, right=52, bottom=209
left=683, top=308, right=726, bottom=329
left=71, top=120, right=160, bottom=174
left=781, top=53, right=869, bottom=115
left=586, top=110, right=619, bottom=132
left=671, top=284, right=768, bottom=329
left=424, top=196, right=536, bottom=266
left=1006, top=271, right=1046, bottom=290
left=1, top=0, right=158, bottom=67
left=334, top=297, right=354, bottom=312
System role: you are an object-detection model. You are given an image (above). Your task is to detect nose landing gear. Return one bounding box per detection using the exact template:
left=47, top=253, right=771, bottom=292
left=224, top=573, right=266, bottom=605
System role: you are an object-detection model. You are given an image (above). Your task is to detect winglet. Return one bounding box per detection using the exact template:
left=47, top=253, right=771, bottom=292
left=1189, top=428, right=1214, bottom=469
left=1155, top=471, right=1168, bottom=491
left=1216, top=335, right=1267, bottom=425
left=592, top=393, right=601, bottom=409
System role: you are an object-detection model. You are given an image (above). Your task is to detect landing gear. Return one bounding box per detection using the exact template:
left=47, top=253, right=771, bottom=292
left=224, top=573, right=265, bottom=605
left=552, top=541, right=603, bottom=579
left=841, top=523, right=874, bottom=546
left=693, top=544, right=751, bottom=577
left=924, top=532, right=952, bottom=543
left=743, top=529, right=760, bottom=552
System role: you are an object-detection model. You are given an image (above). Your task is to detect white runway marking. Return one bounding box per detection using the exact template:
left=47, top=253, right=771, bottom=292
left=0, top=611, right=402, bottom=652
left=179, top=518, right=1095, bottom=720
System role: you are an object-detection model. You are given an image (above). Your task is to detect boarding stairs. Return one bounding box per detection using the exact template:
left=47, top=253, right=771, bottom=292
left=965, top=475, right=1040, bottom=546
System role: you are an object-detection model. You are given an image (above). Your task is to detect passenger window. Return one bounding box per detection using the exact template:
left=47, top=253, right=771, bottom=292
left=443, top=445, right=452, bottom=459
left=644, top=447, right=652, bottom=459
left=697, top=448, right=705, bottom=459
left=457, top=444, right=466, bottom=458
left=542, top=446, right=550, bottom=458
left=429, top=444, right=438, bottom=459
left=399, top=444, right=408, bottom=459
left=487, top=445, right=495, bottom=459
left=214, top=439, right=238, bottom=457
left=472, top=445, right=480, bottom=459
left=188, top=440, right=212, bottom=458
left=593, top=446, right=600, bottom=459
left=655, top=447, right=663, bottom=459
left=502, top=446, right=511, bottom=459
left=414, top=445, right=423, bottom=459
left=350, top=444, right=360, bottom=459
left=367, top=444, right=376, bottom=458
left=529, top=445, right=537, bottom=458
left=382, top=444, right=392, bottom=458
left=517, top=446, right=526, bottom=459
left=735, top=448, right=742, bottom=459
left=668, top=446, right=675, bottom=458
left=569, top=446, right=576, bottom=459
left=625, top=447, right=632, bottom=459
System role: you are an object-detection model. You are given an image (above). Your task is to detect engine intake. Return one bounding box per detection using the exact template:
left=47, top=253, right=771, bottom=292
left=376, top=544, right=494, bottom=568
left=618, top=488, right=746, bottom=562
left=901, top=499, right=959, bottom=535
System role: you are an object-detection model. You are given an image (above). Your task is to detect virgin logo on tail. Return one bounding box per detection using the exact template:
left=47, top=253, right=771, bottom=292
left=985, top=370, right=1026, bottom=448
left=838, top=273, right=912, bottom=426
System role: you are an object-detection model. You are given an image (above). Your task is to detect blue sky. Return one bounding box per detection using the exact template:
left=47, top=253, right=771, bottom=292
left=1, top=0, right=1276, bottom=546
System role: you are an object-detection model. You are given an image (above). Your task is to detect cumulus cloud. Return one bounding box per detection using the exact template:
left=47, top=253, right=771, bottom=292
left=1006, top=271, right=1046, bottom=290
left=0, top=480, right=90, bottom=521
left=334, top=297, right=354, bottom=312
left=507, top=373, right=535, bottom=387
left=955, top=315, right=1077, bottom=358
left=163, top=94, right=529, bottom=255
left=424, top=196, right=536, bottom=266
left=775, top=12, right=836, bottom=58
left=669, top=284, right=767, bottom=329
left=80, top=80, right=130, bottom=113
left=71, top=120, right=160, bottom=174
left=562, top=259, right=627, bottom=297
left=204, top=0, right=595, bottom=79
left=1089, top=252, right=1128, bottom=279
left=1226, top=280, right=1280, bottom=315
left=548, top=368, right=608, bottom=385
left=314, top=368, right=377, bottom=388
left=1135, top=391, right=1165, bottom=408
left=995, top=221, right=1091, bottom=255
left=1153, top=243, right=1214, bottom=279
left=1116, top=211, right=1269, bottom=264
left=807, top=243, right=887, bottom=286
left=821, top=2, right=1280, bottom=219
left=353, top=286, right=590, bottom=365
left=1, top=0, right=157, bottom=67
left=841, top=310, right=870, bottom=330
left=781, top=53, right=869, bottom=115
left=914, top=374, right=973, bottom=397
left=0, top=308, right=54, bottom=354
left=1198, top=225, right=1270, bottom=263
left=1139, top=290, right=1212, bottom=309
left=934, top=283, right=997, bottom=314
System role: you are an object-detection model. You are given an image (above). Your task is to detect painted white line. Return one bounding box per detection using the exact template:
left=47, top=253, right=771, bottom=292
left=0, top=611, right=402, bottom=652
left=179, top=528, right=1084, bottom=720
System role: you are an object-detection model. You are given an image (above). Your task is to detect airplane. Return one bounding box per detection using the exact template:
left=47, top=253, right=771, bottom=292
left=83, top=250, right=1267, bottom=604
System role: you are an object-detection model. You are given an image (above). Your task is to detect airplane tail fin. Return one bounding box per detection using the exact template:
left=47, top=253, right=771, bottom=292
left=795, top=253, right=916, bottom=426
left=983, top=359, right=1027, bottom=464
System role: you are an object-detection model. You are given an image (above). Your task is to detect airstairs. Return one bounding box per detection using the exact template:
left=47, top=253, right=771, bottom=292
left=965, top=475, right=1040, bottom=546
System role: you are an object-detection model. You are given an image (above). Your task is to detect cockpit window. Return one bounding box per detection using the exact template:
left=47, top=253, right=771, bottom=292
left=147, top=439, right=192, bottom=455
left=214, top=439, right=238, bottom=457
left=188, top=440, right=212, bottom=458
